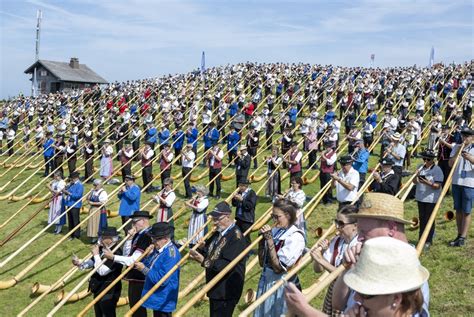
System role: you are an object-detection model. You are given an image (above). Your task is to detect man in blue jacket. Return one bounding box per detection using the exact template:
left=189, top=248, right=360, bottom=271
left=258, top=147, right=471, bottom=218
left=351, top=139, right=370, bottom=189
left=145, top=121, right=157, bottom=150
left=172, top=127, right=184, bottom=164
left=158, top=125, right=170, bottom=151
left=226, top=126, right=240, bottom=166
left=63, top=171, right=84, bottom=240
left=203, top=122, right=220, bottom=166
left=185, top=122, right=199, bottom=156
left=135, top=222, right=181, bottom=316
left=43, top=131, right=55, bottom=177
left=118, top=175, right=141, bottom=233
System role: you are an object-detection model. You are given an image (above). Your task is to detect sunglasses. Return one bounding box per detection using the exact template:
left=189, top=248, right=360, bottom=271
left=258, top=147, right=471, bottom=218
left=358, top=292, right=377, bottom=300
left=334, top=219, right=356, bottom=228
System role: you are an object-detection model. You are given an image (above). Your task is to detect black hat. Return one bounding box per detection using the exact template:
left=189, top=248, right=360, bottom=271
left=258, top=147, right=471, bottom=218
left=145, top=141, right=153, bottom=146
left=209, top=201, right=232, bottom=217
left=130, top=210, right=153, bottom=219
left=323, top=139, right=334, bottom=147
left=147, top=222, right=171, bottom=239
left=238, top=179, right=251, bottom=186
left=460, top=128, right=474, bottom=136
left=419, top=150, right=437, bottom=159
left=99, top=226, right=119, bottom=237
left=379, top=158, right=395, bottom=165
left=69, top=171, right=80, bottom=179
left=339, top=155, right=353, bottom=164
left=124, top=174, right=135, bottom=180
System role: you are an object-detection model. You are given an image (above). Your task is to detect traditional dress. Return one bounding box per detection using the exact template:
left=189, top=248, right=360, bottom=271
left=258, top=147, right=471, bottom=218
left=255, top=225, right=305, bottom=317
left=155, top=189, right=176, bottom=222
left=99, top=145, right=114, bottom=177
left=48, top=179, right=66, bottom=225
left=87, top=189, right=109, bottom=238
left=187, top=196, right=209, bottom=245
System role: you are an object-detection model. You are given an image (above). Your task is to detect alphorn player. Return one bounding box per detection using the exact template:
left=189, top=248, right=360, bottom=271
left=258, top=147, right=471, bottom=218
left=103, top=210, right=153, bottom=317
left=370, top=158, right=400, bottom=196
left=254, top=199, right=305, bottom=317
left=185, top=185, right=210, bottom=247
left=189, top=201, right=247, bottom=317
left=284, top=193, right=430, bottom=317
left=72, top=227, right=123, bottom=317
left=135, top=222, right=181, bottom=317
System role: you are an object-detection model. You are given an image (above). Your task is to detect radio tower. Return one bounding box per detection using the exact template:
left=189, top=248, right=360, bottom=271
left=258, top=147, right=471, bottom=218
left=32, top=10, right=42, bottom=97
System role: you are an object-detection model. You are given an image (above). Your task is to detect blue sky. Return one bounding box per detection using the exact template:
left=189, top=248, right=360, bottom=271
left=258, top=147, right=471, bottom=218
left=0, top=0, right=472, bottom=99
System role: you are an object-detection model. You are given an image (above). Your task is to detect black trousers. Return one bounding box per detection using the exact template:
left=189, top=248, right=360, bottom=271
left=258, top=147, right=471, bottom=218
left=7, top=140, right=13, bottom=156
left=392, top=166, right=403, bottom=189
left=249, top=147, right=258, bottom=168
left=93, top=292, right=120, bottom=317
left=320, top=172, right=334, bottom=203
left=308, top=150, right=317, bottom=168
left=142, top=165, right=153, bottom=190
left=182, top=167, right=192, bottom=198
left=68, top=207, right=81, bottom=238
left=209, top=168, right=222, bottom=196
left=121, top=216, right=132, bottom=234
left=68, top=158, right=77, bottom=175
left=417, top=201, right=436, bottom=243
left=44, top=156, right=55, bottom=176
left=153, top=312, right=172, bottom=317
left=128, top=281, right=147, bottom=317
left=236, top=219, right=252, bottom=245
left=122, top=163, right=132, bottom=183
left=85, top=157, right=94, bottom=180
left=228, top=151, right=237, bottom=165
left=161, top=169, right=171, bottom=188
left=209, top=299, right=239, bottom=317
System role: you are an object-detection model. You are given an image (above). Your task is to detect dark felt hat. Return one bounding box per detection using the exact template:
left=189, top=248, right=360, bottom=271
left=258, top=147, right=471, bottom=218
left=209, top=201, right=232, bottom=217
left=147, top=222, right=172, bottom=239
left=99, top=226, right=119, bottom=237
left=130, top=210, right=153, bottom=219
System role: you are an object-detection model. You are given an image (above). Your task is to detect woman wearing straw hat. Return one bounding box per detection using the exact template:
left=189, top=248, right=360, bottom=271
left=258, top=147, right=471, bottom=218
left=100, top=139, right=114, bottom=181
left=286, top=237, right=429, bottom=317
left=413, top=150, right=444, bottom=249
left=47, top=171, right=66, bottom=234
left=311, top=205, right=359, bottom=316
left=72, top=227, right=123, bottom=317
left=87, top=179, right=109, bottom=244
left=185, top=185, right=209, bottom=248
left=255, top=199, right=305, bottom=317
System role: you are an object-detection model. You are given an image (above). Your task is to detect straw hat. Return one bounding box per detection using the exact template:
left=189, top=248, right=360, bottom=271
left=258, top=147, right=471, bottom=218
left=391, top=132, right=402, bottom=141
left=349, top=192, right=411, bottom=224
left=344, top=237, right=429, bottom=295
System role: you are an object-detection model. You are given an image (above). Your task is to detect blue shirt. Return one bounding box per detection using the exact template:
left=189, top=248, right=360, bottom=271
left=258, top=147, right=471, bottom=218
left=146, top=127, right=157, bottom=144
left=324, top=111, right=336, bottom=124
left=64, top=181, right=84, bottom=208
left=118, top=184, right=141, bottom=216
left=366, top=113, right=377, bottom=128
left=204, top=128, right=219, bottom=148
left=227, top=131, right=240, bottom=152
left=43, top=138, right=55, bottom=157
left=288, top=108, right=298, bottom=124
left=229, top=103, right=239, bottom=117
left=142, top=242, right=181, bottom=312
left=158, top=129, right=170, bottom=145
left=172, top=130, right=184, bottom=150
left=352, top=148, right=369, bottom=173
left=186, top=127, right=199, bottom=149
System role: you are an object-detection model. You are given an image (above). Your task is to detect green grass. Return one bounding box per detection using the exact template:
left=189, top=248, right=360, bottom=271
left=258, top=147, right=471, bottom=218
left=0, top=144, right=473, bottom=317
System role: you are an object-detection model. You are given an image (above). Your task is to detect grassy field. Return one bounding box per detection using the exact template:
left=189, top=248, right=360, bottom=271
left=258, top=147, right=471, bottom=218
left=0, top=142, right=473, bottom=317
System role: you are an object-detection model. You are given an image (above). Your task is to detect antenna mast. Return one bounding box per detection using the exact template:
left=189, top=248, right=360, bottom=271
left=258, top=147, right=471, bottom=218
left=32, top=9, right=42, bottom=96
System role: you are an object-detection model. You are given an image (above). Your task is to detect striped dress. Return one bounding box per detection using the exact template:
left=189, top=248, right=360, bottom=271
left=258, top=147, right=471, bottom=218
left=187, top=196, right=209, bottom=245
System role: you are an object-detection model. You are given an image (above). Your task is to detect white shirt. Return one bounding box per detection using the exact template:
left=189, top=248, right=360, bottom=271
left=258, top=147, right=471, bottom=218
left=182, top=150, right=195, bottom=168
left=155, top=189, right=176, bottom=207
left=270, top=225, right=305, bottom=271
left=90, top=189, right=108, bottom=203
left=209, top=148, right=224, bottom=167
left=451, top=144, right=474, bottom=188
left=336, top=167, right=360, bottom=202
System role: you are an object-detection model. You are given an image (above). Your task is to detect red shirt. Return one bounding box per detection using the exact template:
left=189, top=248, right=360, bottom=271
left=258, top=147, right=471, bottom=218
left=244, top=103, right=255, bottom=116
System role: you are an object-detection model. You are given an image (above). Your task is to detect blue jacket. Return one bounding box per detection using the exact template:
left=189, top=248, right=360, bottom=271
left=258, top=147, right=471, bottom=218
left=204, top=128, right=219, bottom=148
left=186, top=127, right=198, bottom=150
left=352, top=149, right=370, bottom=174
left=64, top=181, right=84, bottom=208
left=227, top=131, right=240, bottom=152
left=324, top=111, right=336, bottom=124
left=288, top=108, right=298, bottom=124
left=172, top=130, right=184, bottom=150
left=229, top=103, right=239, bottom=117
left=146, top=127, right=157, bottom=144
left=142, top=242, right=181, bottom=312
left=158, top=129, right=170, bottom=145
left=366, top=113, right=377, bottom=128
left=43, top=138, right=55, bottom=157
left=118, top=184, right=141, bottom=216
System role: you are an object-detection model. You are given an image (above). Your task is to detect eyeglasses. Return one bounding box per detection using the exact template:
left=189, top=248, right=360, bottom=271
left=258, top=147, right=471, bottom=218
left=211, top=216, right=225, bottom=221
left=132, top=218, right=143, bottom=223
left=271, top=214, right=283, bottom=220
left=357, top=292, right=377, bottom=300
left=334, top=219, right=356, bottom=228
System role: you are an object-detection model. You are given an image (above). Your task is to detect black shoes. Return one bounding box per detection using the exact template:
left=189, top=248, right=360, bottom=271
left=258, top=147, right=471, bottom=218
left=449, top=236, right=465, bottom=247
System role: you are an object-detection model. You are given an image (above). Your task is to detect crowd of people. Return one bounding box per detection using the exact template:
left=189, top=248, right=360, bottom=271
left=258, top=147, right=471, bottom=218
left=1, top=61, right=473, bottom=316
